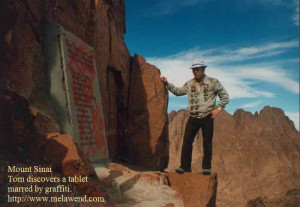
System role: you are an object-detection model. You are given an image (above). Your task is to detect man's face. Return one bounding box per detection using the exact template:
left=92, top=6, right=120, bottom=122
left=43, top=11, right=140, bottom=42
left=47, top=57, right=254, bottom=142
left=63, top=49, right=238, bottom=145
left=192, top=67, right=204, bottom=79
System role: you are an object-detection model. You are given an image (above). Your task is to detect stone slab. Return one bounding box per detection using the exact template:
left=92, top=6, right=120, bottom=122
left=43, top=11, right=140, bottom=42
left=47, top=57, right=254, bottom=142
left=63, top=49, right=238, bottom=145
left=43, top=21, right=109, bottom=163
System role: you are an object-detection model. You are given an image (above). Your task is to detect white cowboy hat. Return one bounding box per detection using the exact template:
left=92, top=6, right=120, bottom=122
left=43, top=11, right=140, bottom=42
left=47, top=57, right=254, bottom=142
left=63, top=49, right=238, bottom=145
left=189, top=59, right=207, bottom=69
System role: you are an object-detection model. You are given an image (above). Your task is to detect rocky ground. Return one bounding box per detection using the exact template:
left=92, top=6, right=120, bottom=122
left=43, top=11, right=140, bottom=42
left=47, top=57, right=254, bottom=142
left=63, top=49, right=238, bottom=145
left=95, top=163, right=217, bottom=207
left=246, top=189, right=300, bottom=207
left=0, top=89, right=107, bottom=207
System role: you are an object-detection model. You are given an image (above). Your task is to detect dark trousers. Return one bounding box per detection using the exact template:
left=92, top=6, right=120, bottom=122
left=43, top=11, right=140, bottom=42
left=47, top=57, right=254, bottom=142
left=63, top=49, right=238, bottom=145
left=180, top=114, right=214, bottom=170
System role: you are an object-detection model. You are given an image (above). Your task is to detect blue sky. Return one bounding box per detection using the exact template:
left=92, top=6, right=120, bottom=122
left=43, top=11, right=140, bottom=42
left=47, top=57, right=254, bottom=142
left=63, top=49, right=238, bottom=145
left=125, top=0, right=299, bottom=129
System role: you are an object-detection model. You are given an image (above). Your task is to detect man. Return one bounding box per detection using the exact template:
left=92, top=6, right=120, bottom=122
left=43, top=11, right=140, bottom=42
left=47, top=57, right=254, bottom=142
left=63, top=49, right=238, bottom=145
left=161, top=59, right=229, bottom=175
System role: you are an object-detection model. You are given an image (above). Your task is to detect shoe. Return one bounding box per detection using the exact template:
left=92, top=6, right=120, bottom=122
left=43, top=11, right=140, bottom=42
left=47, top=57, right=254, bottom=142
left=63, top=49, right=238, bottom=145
left=175, top=167, right=184, bottom=174
left=185, top=168, right=192, bottom=173
left=202, top=172, right=211, bottom=175
left=202, top=169, right=211, bottom=175
left=175, top=167, right=192, bottom=174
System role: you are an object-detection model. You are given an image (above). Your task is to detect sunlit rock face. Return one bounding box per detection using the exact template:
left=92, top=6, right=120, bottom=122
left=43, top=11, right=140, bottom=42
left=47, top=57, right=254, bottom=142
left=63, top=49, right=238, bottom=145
left=0, top=0, right=170, bottom=169
left=0, top=0, right=131, bottom=160
left=167, top=107, right=300, bottom=206
left=126, top=54, right=169, bottom=170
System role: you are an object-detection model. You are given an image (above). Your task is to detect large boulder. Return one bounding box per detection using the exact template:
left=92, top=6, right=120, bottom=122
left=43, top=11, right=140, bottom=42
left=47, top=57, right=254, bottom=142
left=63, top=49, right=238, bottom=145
left=167, top=172, right=218, bottom=207
left=95, top=163, right=217, bottom=207
left=126, top=54, right=169, bottom=170
left=0, top=88, right=107, bottom=206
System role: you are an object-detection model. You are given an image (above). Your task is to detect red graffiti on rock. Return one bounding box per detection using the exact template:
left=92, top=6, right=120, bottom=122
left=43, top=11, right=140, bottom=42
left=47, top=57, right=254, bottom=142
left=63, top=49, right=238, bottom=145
left=64, top=37, right=107, bottom=158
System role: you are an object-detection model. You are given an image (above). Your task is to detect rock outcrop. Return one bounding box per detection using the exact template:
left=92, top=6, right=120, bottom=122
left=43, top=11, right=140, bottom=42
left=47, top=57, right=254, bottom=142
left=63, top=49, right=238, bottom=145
left=167, top=107, right=300, bottom=207
left=95, top=163, right=218, bottom=207
left=246, top=189, right=300, bottom=207
left=95, top=163, right=184, bottom=207
left=0, top=0, right=221, bottom=206
left=0, top=0, right=169, bottom=169
left=0, top=0, right=131, bottom=162
left=126, top=54, right=169, bottom=170
left=0, top=89, right=106, bottom=206
left=167, top=172, right=217, bottom=207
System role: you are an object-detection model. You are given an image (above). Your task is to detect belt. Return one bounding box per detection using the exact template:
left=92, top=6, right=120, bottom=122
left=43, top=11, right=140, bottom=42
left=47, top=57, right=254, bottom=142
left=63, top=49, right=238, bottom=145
left=190, top=112, right=211, bottom=119
left=190, top=112, right=200, bottom=116
left=190, top=112, right=203, bottom=118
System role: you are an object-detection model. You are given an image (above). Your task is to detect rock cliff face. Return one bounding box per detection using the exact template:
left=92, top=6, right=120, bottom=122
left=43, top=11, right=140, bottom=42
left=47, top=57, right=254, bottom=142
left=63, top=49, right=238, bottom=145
left=126, top=54, right=169, bottom=170
left=0, top=0, right=130, bottom=162
left=0, top=89, right=106, bottom=206
left=246, top=189, right=300, bottom=207
left=167, top=107, right=300, bottom=207
left=0, top=0, right=168, bottom=170
left=0, top=0, right=220, bottom=206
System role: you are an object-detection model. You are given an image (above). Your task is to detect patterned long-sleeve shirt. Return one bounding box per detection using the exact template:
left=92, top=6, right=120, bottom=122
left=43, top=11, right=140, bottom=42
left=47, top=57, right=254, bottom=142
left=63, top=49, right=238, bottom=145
left=167, top=75, right=229, bottom=118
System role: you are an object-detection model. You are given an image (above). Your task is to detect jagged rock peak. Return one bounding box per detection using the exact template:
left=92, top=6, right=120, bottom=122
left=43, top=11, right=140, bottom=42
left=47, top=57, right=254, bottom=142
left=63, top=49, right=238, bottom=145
left=167, top=105, right=299, bottom=206
left=259, top=105, right=285, bottom=116
left=168, top=110, right=178, bottom=123
left=133, top=54, right=160, bottom=70
left=233, top=108, right=256, bottom=121
left=232, top=106, right=296, bottom=131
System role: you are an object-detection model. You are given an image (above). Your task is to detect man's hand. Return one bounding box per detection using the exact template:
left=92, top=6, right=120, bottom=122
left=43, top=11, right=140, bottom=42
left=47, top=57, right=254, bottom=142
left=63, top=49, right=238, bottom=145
left=160, top=76, right=168, bottom=83
left=211, top=108, right=221, bottom=119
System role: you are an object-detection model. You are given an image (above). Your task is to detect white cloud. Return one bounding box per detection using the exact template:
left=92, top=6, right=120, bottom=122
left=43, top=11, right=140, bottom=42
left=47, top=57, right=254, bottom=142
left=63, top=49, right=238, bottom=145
left=147, top=40, right=299, bottom=99
left=200, top=40, right=298, bottom=64
left=242, top=101, right=262, bottom=108
left=236, top=41, right=298, bottom=55
left=230, top=67, right=299, bottom=94
left=285, top=112, right=299, bottom=130
left=149, top=40, right=298, bottom=66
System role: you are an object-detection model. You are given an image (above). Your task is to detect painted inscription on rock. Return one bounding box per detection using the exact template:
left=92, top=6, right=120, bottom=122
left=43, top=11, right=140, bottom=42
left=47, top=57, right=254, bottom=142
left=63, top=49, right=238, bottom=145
left=56, top=27, right=108, bottom=162
left=44, top=22, right=109, bottom=162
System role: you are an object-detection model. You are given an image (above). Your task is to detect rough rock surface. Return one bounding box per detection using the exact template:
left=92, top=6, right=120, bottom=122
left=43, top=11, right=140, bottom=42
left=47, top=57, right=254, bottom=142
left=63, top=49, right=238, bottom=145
left=167, top=107, right=300, bottom=207
left=167, top=172, right=217, bottom=207
left=126, top=54, right=169, bottom=170
left=95, top=163, right=218, bottom=207
left=0, top=89, right=106, bottom=206
left=43, top=133, right=105, bottom=198
left=0, top=0, right=131, bottom=162
left=95, top=163, right=184, bottom=207
left=0, top=0, right=217, bottom=205
left=0, top=0, right=169, bottom=170
left=246, top=189, right=300, bottom=207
